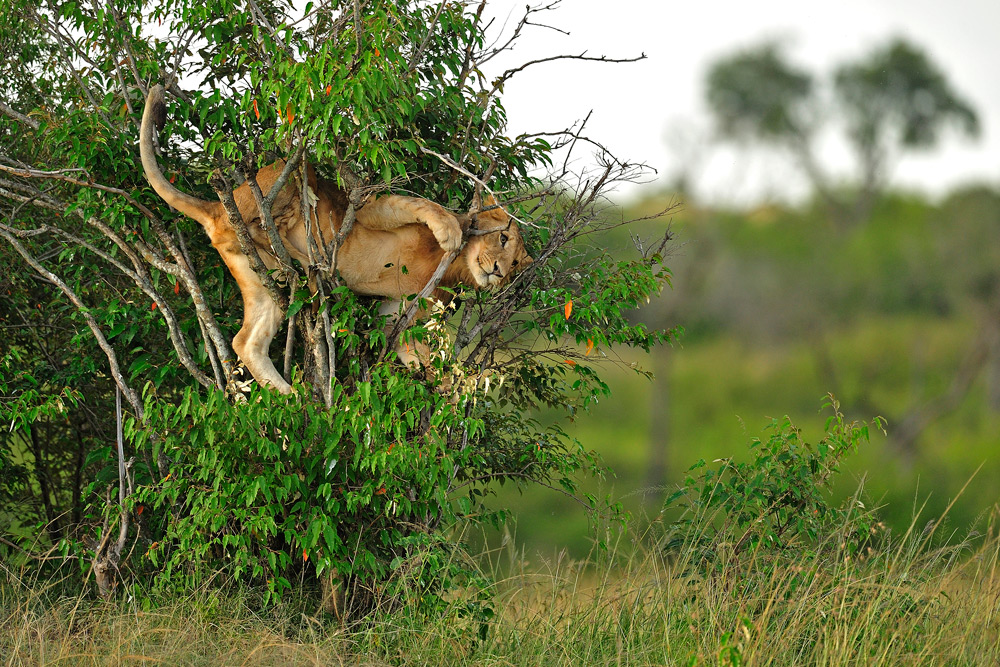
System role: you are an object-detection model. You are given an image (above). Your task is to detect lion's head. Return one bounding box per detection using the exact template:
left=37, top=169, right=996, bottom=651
left=461, top=202, right=533, bottom=288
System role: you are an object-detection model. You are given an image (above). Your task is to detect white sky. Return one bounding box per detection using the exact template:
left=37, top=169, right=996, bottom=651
left=483, top=0, right=1000, bottom=205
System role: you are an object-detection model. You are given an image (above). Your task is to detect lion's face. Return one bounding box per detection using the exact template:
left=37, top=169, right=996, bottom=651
left=464, top=205, right=533, bottom=288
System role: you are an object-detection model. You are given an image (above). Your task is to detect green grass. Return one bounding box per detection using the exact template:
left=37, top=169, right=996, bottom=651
left=5, top=514, right=1000, bottom=666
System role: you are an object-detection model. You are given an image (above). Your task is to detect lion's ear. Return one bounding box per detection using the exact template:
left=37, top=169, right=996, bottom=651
left=479, top=196, right=508, bottom=224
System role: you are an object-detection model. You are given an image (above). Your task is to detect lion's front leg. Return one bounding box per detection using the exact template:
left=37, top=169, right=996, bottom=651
left=356, top=195, right=462, bottom=252
left=378, top=299, right=432, bottom=369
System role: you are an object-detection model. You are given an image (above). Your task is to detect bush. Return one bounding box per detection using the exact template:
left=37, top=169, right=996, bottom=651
left=662, top=396, right=887, bottom=572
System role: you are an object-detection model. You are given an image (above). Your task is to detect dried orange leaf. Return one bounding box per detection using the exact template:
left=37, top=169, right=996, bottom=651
left=585, top=339, right=594, bottom=356
left=564, top=300, right=573, bottom=320
left=252, top=98, right=259, bottom=120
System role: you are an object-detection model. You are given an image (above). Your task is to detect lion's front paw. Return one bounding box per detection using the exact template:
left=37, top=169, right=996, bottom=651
left=430, top=217, right=463, bottom=252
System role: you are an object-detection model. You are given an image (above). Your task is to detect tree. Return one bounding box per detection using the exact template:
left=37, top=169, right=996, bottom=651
left=834, top=38, right=980, bottom=222
left=0, top=0, right=674, bottom=612
left=704, top=42, right=835, bottom=213
left=705, top=38, right=980, bottom=226
left=705, top=42, right=814, bottom=144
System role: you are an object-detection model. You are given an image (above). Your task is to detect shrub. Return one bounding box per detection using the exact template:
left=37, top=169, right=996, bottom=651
left=662, top=396, right=887, bottom=572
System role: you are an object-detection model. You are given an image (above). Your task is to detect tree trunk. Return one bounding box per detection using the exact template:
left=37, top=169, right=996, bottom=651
left=643, top=350, right=671, bottom=505
left=988, top=330, right=1000, bottom=413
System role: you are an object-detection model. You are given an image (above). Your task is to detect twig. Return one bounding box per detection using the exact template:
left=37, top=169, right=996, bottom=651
left=116, top=388, right=125, bottom=505
left=407, top=0, right=449, bottom=72
left=210, top=171, right=288, bottom=310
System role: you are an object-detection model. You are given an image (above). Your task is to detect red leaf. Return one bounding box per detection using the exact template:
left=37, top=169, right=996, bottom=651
left=302, top=549, right=308, bottom=562
left=286, top=104, right=294, bottom=124
left=375, top=486, right=386, bottom=496
left=563, top=359, right=576, bottom=366
left=151, top=302, right=157, bottom=311
left=564, top=300, right=573, bottom=320
left=253, top=99, right=260, bottom=120
left=174, top=280, right=180, bottom=295
left=585, top=339, right=594, bottom=356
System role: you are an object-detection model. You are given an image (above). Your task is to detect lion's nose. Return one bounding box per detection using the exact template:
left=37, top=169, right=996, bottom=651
left=493, top=261, right=502, bottom=277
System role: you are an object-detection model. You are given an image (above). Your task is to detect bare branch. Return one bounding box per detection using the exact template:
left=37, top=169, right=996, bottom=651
left=210, top=171, right=288, bottom=310
left=243, top=166, right=299, bottom=281
left=0, top=163, right=235, bottom=383
left=492, top=52, right=646, bottom=94
left=0, top=227, right=143, bottom=418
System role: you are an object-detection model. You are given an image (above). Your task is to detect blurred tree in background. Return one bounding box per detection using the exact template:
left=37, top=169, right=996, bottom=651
left=834, top=39, right=981, bottom=223
left=706, top=38, right=980, bottom=227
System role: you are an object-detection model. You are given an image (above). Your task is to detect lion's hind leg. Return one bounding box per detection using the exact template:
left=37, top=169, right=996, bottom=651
left=225, top=251, right=292, bottom=394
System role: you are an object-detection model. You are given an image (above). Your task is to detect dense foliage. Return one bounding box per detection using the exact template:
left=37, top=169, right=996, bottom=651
left=0, top=0, right=674, bottom=609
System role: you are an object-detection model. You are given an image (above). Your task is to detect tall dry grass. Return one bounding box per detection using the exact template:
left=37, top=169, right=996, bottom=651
left=3, top=518, right=1000, bottom=666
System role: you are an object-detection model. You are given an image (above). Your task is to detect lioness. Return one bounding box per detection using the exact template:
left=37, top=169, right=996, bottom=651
left=139, top=85, right=531, bottom=393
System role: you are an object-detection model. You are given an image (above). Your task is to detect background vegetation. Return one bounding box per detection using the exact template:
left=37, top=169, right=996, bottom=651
left=500, top=184, right=1000, bottom=555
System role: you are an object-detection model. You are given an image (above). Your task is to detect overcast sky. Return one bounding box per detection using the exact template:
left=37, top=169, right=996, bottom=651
left=482, top=0, right=1000, bottom=205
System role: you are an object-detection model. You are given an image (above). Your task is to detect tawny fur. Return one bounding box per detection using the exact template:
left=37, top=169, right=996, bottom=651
left=139, top=85, right=530, bottom=393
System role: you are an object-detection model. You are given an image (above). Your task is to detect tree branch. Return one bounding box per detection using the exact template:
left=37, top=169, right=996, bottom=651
left=0, top=99, right=40, bottom=130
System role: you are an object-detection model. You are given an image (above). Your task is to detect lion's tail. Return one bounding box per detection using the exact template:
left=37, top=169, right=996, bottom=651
left=139, top=85, right=220, bottom=228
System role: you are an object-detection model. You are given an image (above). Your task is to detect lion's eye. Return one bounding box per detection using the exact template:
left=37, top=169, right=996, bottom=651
left=500, top=233, right=509, bottom=246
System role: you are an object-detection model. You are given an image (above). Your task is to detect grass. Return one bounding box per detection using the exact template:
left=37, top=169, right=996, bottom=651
left=4, top=512, right=1000, bottom=666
